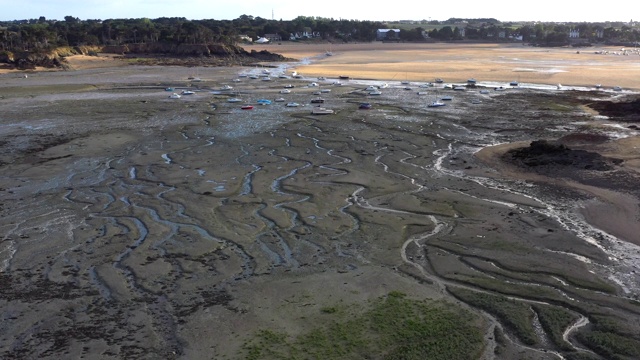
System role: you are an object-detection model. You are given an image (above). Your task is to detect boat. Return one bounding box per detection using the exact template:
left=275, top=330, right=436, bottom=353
left=332, top=81, right=342, bottom=86
left=311, top=107, right=334, bottom=115
left=595, top=84, right=602, bottom=89
left=165, top=87, right=174, bottom=91
left=278, top=74, right=289, bottom=79
left=320, top=89, right=331, bottom=93
left=557, top=84, right=562, bottom=89
left=181, top=90, right=195, bottom=95
left=428, top=100, right=446, bottom=107
left=510, top=80, right=519, bottom=86
left=311, top=98, right=325, bottom=104
left=262, top=69, right=270, bottom=74
left=284, top=84, right=295, bottom=88
left=435, top=78, right=444, bottom=83
left=369, top=90, right=382, bottom=95
left=274, top=98, right=285, bottom=102
left=280, top=89, right=291, bottom=94
left=479, top=90, right=490, bottom=94
left=613, top=86, right=623, bottom=91
left=227, top=97, right=242, bottom=103
left=359, top=102, right=372, bottom=109
left=467, top=78, right=477, bottom=85
left=286, top=102, right=300, bottom=107
left=365, top=86, right=378, bottom=91
left=169, top=93, right=181, bottom=99
left=443, top=84, right=453, bottom=89
left=257, top=99, right=272, bottom=105
left=241, top=105, right=254, bottom=110
left=309, top=82, right=318, bottom=87
left=313, top=91, right=322, bottom=95
left=471, top=98, right=482, bottom=104
left=440, top=95, right=453, bottom=101
left=494, top=86, right=507, bottom=91
left=220, top=85, right=233, bottom=90
left=419, top=83, right=433, bottom=88
left=404, top=86, right=412, bottom=90
left=379, top=83, right=389, bottom=89
left=318, top=76, right=326, bottom=80
left=249, top=75, right=259, bottom=79
left=261, top=77, right=272, bottom=81
left=339, top=75, right=350, bottom=80
left=453, top=86, right=466, bottom=91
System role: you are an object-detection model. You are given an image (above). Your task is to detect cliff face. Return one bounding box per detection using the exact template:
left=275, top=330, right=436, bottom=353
left=1, top=43, right=288, bottom=69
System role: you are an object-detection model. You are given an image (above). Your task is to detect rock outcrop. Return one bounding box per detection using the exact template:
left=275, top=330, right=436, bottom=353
left=1, top=43, right=289, bottom=69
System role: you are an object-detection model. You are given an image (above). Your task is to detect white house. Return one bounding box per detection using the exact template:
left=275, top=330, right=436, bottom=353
left=255, top=37, right=270, bottom=44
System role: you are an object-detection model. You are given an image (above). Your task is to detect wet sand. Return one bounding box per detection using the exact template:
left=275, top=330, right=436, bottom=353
left=1, top=43, right=640, bottom=359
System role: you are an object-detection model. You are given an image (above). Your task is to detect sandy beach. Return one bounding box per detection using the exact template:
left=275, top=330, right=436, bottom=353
left=1, top=42, right=639, bottom=359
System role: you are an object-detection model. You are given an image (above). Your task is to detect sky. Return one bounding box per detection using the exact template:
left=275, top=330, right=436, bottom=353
left=0, top=0, right=633, bottom=23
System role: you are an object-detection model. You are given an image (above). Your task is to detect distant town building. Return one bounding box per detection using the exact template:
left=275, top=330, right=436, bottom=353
left=376, top=29, right=400, bottom=41
left=569, top=29, right=580, bottom=38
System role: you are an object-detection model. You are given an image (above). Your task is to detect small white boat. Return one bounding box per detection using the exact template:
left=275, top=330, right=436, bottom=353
left=284, top=84, right=294, bottom=88
left=417, top=91, right=430, bottom=95
left=479, top=90, right=490, bottom=94
left=286, top=102, right=300, bottom=107
left=309, top=82, right=318, bottom=87
left=510, top=80, right=519, bottom=86
left=320, top=89, right=331, bottom=93
left=261, top=77, right=272, bottom=81
left=318, top=76, right=326, bottom=80
left=365, top=86, right=378, bottom=91
left=311, top=107, right=334, bottom=115
left=227, top=98, right=242, bottom=103
left=428, top=101, right=446, bottom=107
left=440, top=95, right=453, bottom=101
left=613, top=86, right=623, bottom=91
left=494, top=86, right=507, bottom=91
left=369, top=90, right=382, bottom=95
left=453, top=86, right=466, bottom=91
left=220, top=85, right=233, bottom=90
left=557, top=84, right=562, bottom=89
left=181, top=90, right=195, bottom=95
left=313, top=91, right=322, bottom=95
left=280, top=89, right=291, bottom=94
left=169, top=93, right=181, bottom=99
left=275, top=98, right=285, bottom=102
left=249, top=75, right=259, bottom=79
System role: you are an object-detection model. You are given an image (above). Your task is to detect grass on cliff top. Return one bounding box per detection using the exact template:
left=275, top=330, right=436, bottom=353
left=241, top=291, right=485, bottom=360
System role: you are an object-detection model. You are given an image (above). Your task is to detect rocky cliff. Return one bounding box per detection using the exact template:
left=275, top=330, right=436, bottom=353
left=1, top=43, right=289, bottom=70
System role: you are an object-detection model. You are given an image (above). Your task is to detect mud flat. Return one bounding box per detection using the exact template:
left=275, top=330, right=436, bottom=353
left=1, top=43, right=640, bottom=359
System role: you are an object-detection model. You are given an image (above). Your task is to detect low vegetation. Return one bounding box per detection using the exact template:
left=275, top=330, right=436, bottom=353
left=446, top=286, right=538, bottom=346
left=531, top=304, right=579, bottom=350
left=241, top=291, right=485, bottom=360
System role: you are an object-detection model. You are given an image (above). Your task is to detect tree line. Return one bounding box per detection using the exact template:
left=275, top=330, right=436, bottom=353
left=1, top=15, right=638, bottom=53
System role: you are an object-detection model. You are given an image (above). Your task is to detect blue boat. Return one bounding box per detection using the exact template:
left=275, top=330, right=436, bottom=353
left=257, top=99, right=272, bottom=105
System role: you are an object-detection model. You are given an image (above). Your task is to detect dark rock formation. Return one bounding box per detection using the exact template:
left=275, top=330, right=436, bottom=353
left=588, top=97, right=640, bottom=123
left=504, top=139, right=622, bottom=171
